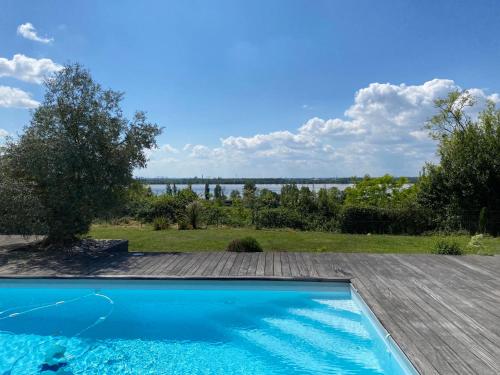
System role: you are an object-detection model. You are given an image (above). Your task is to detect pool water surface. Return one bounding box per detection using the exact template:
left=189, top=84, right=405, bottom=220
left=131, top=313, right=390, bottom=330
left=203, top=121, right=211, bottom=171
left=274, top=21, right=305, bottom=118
left=0, top=280, right=416, bottom=374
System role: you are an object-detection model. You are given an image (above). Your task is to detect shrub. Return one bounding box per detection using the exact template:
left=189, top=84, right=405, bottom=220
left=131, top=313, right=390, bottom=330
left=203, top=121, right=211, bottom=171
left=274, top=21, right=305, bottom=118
left=186, top=201, right=204, bottom=229
left=226, top=237, right=263, bottom=252
left=466, top=234, right=493, bottom=256
left=339, top=206, right=433, bottom=234
left=255, top=208, right=306, bottom=230
left=148, top=195, right=183, bottom=223
left=152, top=217, right=169, bottom=231
left=433, top=239, right=463, bottom=255
left=177, top=216, right=190, bottom=230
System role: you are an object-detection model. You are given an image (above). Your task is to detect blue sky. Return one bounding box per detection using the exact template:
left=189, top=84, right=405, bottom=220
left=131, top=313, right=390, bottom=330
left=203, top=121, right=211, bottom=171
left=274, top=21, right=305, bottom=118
left=1, top=0, right=499, bottom=177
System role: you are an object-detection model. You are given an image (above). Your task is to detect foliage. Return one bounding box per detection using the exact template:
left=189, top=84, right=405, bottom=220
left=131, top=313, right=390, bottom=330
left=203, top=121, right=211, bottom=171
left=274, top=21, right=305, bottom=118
left=433, top=239, right=463, bottom=255
left=478, top=207, right=488, bottom=234
left=0, top=64, right=160, bottom=243
left=0, top=172, right=47, bottom=235
left=204, top=183, right=210, bottom=200
left=255, top=208, right=306, bottom=230
left=339, top=206, right=432, bottom=234
left=344, top=175, right=414, bottom=208
left=186, top=201, right=204, bottom=229
left=226, top=236, right=263, bottom=252
left=230, top=190, right=241, bottom=200
left=280, top=184, right=300, bottom=209
left=243, top=181, right=257, bottom=208
left=466, top=234, right=488, bottom=255
left=177, top=216, right=190, bottom=230
left=213, top=183, right=225, bottom=201
left=298, top=186, right=317, bottom=213
left=258, top=188, right=280, bottom=208
left=147, top=195, right=183, bottom=223
left=418, top=91, right=500, bottom=234
left=317, top=187, right=342, bottom=217
left=152, top=217, right=169, bottom=231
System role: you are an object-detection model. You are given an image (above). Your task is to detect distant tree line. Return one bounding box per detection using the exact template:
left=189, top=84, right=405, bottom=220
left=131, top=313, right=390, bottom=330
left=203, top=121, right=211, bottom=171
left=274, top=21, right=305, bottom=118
left=135, top=176, right=419, bottom=185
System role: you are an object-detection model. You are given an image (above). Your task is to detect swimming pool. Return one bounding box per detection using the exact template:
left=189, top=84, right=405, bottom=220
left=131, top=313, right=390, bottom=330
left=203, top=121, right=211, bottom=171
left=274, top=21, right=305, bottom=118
left=0, top=279, right=417, bottom=374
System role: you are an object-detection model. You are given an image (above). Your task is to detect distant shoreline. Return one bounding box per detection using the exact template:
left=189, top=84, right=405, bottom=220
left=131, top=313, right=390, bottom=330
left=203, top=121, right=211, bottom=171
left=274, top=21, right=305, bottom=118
left=136, top=176, right=418, bottom=185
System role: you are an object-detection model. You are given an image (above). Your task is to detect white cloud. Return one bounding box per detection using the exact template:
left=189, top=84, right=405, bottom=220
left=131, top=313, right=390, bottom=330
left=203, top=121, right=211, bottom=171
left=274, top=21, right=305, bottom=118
left=0, top=54, right=62, bottom=84
left=0, top=129, right=8, bottom=138
left=17, top=22, right=54, bottom=44
left=161, top=144, right=179, bottom=154
left=0, top=86, right=39, bottom=108
left=139, top=79, right=499, bottom=177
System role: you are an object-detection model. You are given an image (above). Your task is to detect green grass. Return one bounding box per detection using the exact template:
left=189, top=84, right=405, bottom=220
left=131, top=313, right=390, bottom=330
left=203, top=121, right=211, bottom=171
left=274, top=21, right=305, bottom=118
left=89, top=224, right=500, bottom=254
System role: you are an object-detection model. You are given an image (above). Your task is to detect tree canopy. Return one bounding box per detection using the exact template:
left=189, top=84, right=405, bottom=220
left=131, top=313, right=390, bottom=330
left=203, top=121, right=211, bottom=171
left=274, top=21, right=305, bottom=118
left=419, top=90, right=500, bottom=233
left=0, top=64, right=161, bottom=243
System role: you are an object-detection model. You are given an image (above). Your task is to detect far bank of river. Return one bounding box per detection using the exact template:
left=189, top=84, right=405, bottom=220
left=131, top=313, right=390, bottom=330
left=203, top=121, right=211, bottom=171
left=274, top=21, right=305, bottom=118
left=148, top=183, right=353, bottom=196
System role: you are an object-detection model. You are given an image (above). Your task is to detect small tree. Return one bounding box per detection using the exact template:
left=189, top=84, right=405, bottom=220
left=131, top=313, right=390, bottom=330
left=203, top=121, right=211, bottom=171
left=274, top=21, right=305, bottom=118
left=214, top=183, right=222, bottom=200
left=243, top=181, right=257, bottom=223
left=204, top=183, right=210, bottom=200
left=166, top=183, right=173, bottom=196
left=230, top=189, right=241, bottom=201
left=418, top=90, right=500, bottom=234
left=1, top=64, right=161, bottom=243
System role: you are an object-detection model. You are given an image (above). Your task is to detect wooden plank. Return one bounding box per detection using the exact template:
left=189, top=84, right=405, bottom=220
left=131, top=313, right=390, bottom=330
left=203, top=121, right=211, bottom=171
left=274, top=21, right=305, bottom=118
left=273, top=252, right=282, bottom=277
left=287, top=252, right=300, bottom=277
left=228, top=253, right=245, bottom=276
left=344, top=253, right=459, bottom=375
left=210, top=252, right=230, bottom=276
left=238, top=253, right=252, bottom=276
left=255, top=253, right=265, bottom=276
left=220, top=253, right=237, bottom=276
left=200, top=252, right=224, bottom=276
left=264, top=252, right=274, bottom=276
left=246, top=252, right=259, bottom=276
left=280, top=252, right=292, bottom=277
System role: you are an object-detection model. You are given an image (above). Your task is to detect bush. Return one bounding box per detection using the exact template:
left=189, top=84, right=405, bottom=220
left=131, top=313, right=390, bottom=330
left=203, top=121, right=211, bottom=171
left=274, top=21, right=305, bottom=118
left=339, top=206, right=433, bottom=234
left=148, top=195, right=183, bottom=223
left=177, top=216, right=190, bottom=230
left=466, top=234, right=493, bottom=256
left=186, top=201, right=204, bottom=229
left=152, top=217, right=169, bottom=231
left=433, top=239, right=463, bottom=255
left=255, top=208, right=306, bottom=230
left=226, top=237, right=263, bottom=252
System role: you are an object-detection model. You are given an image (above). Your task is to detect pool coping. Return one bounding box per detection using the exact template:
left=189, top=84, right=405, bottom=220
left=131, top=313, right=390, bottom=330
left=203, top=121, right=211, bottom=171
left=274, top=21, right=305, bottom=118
left=0, top=275, right=351, bottom=281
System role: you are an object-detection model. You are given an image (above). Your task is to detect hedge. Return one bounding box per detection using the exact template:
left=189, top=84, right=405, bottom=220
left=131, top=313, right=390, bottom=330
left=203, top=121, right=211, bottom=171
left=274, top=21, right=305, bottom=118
left=339, top=206, right=433, bottom=234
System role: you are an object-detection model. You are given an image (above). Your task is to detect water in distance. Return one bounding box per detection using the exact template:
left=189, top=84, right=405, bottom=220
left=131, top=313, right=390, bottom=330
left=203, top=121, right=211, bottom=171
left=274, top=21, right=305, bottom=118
left=148, top=183, right=352, bottom=196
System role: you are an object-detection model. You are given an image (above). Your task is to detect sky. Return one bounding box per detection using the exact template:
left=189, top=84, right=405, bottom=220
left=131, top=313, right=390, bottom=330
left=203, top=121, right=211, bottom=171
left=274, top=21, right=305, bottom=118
left=1, top=0, right=499, bottom=177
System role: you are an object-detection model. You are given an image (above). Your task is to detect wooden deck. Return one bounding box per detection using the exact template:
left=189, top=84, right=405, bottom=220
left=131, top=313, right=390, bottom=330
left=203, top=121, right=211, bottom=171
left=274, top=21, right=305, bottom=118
left=0, top=242, right=499, bottom=374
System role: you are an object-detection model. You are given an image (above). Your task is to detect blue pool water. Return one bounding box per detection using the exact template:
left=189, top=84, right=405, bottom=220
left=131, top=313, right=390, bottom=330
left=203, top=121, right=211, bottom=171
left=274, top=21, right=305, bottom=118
left=0, top=280, right=416, bottom=374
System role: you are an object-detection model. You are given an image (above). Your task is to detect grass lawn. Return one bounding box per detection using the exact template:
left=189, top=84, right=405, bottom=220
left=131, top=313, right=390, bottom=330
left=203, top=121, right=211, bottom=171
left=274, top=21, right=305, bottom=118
left=89, top=223, right=500, bottom=254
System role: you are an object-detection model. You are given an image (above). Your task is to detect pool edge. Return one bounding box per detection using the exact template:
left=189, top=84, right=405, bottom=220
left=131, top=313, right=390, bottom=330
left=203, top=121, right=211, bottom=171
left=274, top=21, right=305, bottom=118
left=350, top=283, right=420, bottom=375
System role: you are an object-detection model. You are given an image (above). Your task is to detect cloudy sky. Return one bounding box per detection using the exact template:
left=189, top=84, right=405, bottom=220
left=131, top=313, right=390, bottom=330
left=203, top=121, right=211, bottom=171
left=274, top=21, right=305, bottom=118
left=1, top=0, right=500, bottom=177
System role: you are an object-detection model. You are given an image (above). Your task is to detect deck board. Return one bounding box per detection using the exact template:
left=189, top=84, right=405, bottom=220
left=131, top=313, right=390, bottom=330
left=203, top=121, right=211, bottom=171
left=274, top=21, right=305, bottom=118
left=0, top=242, right=499, bottom=374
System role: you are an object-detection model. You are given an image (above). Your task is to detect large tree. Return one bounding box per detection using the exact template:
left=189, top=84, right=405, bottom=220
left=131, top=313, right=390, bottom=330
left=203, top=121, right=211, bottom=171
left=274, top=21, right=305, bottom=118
left=418, top=90, right=500, bottom=233
left=0, top=64, right=161, bottom=243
